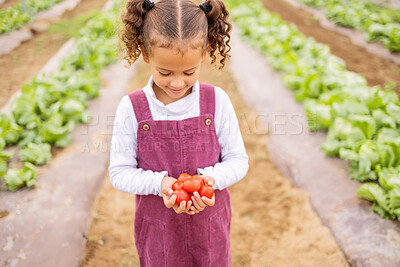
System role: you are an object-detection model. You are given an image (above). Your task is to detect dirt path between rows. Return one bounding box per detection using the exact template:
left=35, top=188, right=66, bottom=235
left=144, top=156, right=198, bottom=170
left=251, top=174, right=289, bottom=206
left=260, top=0, right=400, bottom=93
left=80, top=59, right=349, bottom=267
left=0, top=0, right=109, bottom=109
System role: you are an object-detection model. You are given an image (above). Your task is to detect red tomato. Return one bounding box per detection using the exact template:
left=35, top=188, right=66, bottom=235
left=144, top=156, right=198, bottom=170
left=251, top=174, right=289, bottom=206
left=199, top=184, right=214, bottom=199
left=178, top=173, right=191, bottom=183
left=192, top=175, right=204, bottom=185
left=182, top=178, right=202, bottom=193
left=173, top=189, right=190, bottom=205
left=172, top=180, right=183, bottom=191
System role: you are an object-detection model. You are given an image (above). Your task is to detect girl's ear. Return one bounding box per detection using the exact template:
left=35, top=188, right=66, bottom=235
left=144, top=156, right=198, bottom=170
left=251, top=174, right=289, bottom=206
left=140, top=45, right=150, bottom=63
left=201, top=43, right=210, bottom=63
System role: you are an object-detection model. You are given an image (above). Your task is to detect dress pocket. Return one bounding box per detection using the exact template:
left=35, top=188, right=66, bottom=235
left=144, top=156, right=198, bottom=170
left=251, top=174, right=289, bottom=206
left=208, top=207, right=231, bottom=267
left=137, top=219, right=166, bottom=267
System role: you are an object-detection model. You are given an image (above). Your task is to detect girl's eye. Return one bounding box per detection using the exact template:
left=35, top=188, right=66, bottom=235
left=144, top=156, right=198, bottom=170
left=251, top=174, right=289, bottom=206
left=184, top=72, right=195, bottom=76
left=159, top=72, right=170, bottom=76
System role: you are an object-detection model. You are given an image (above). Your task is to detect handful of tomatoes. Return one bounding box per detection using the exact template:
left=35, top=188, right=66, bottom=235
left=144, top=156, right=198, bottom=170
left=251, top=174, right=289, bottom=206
left=172, top=173, right=214, bottom=205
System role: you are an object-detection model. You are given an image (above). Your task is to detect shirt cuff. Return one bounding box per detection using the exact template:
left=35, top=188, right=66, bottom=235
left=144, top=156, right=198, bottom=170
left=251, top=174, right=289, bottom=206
left=197, top=167, right=220, bottom=189
left=197, top=168, right=205, bottom=176
left=155, top=171, right=169, bottom=196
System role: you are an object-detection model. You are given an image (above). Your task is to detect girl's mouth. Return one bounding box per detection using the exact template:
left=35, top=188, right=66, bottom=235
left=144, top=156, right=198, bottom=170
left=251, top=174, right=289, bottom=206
left=169, top=87, right=186, bottom=94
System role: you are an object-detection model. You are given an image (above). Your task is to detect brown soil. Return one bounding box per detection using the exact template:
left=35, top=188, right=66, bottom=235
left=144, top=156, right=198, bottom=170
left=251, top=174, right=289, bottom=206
left=260, top=0, right=400, bottom=93
left=0, top=0, right=109, bottom=109
left=0, top=0, right=21, bottom=10
left=80, top=60, right=349, bottom=267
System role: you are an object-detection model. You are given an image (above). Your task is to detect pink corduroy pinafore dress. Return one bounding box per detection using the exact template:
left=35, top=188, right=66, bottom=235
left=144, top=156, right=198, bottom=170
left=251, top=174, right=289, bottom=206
left=127, top=83, right=231, bottom=267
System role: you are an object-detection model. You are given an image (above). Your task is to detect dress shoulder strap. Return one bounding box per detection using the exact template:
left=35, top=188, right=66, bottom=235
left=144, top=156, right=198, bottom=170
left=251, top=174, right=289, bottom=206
left=199, top=83, right=215, bottom=116
left=127, top=89, right=153, bottom=122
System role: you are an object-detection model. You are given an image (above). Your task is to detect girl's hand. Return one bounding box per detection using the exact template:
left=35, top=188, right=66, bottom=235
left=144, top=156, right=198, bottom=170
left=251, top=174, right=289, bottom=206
left=190, top=175, right=216, bottom=214
left=161, top=176, right=195, bottom=215
left=161, top=176, right=177, bottom=208
left=190, top=191, right=215, bottom=213
left=200, top=175, right=215, bottom=187
left=173, top=200, right=195, bottom=215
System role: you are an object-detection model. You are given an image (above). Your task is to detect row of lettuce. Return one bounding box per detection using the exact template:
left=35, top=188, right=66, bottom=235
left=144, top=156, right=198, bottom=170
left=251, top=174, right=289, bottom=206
left=0, top=1, right=121, bottom=191
left=0, top=0, right=66, bottom=35
left=295, top=0, right=400, bottom=51
left=225, top=0, right=400, bottom=221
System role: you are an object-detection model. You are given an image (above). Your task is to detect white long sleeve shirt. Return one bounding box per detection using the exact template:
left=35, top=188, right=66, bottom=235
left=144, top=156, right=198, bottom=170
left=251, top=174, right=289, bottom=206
left=108, top=76, right=249, bottom=196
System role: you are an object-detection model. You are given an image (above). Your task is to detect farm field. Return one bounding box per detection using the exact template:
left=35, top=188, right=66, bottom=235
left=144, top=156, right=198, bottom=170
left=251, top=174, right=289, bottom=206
left=0, top=0, right=399, bottom=266
left=0, top=0, right=109, bottom=108
left=259, top=0, right=400, bottom=91
left=80, top=59, right=348, bottom=267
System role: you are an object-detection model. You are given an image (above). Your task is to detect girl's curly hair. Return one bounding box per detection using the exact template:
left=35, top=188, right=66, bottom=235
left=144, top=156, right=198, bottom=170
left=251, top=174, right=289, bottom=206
left=118, top=0, right=232, bottom=69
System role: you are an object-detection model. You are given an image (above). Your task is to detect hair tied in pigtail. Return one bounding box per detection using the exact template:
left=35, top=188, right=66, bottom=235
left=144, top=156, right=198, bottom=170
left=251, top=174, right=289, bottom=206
left=143, top=0, right=154, bottom=11
left=199, top=1, right=212, bottom=13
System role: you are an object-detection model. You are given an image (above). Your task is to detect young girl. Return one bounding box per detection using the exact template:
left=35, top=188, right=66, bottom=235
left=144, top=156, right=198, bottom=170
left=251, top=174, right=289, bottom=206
left=109, top=0, right=249, bottom=265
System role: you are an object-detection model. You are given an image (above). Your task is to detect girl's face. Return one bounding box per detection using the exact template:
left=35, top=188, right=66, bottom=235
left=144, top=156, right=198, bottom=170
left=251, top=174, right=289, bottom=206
left=142, top=44, right=207, bottom=105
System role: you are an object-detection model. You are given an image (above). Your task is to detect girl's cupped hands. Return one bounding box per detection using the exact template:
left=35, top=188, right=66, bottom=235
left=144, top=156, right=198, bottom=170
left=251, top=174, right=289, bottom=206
left=161, top=175, right=215, bottom=215
left=189, top=175, right=215, bottom=214
left=162, top=176, right=195, bottom=215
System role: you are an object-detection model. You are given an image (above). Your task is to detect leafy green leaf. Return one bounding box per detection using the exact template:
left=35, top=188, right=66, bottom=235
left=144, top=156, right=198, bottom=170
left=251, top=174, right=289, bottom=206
left=4, top=162, right=36, bottom=191
left=0, top=159, right=6, bottom=178
left=357, top=183, right=392, bottom=215
left=19, top=142, right=52, bottom=165
left=339, top=148, right=358, bottom=161
left=0, top=138, right=5, bottom=151
left=386, top=103, right=400, bottom=124
left=305, top=99, right=332, bottom=131
left=348, top=115, right=376, bottom=140
left=357, top=182, right=385, bottom=202
left=389, top=187, right=400, bottom=209
left=0, top=149, right=15, bottom=161
left=372, top=109, right=396, bottom=128
left=331, top=99, right=369, bottom=118
left=350, top=161, right=377, bottom=182
left=0, top=114, right=23, bottom=145
left=372, top=203, right=396, bottom=219
left=321, top=139, right=342, bottom=156
left=328, top=117, right=366, bottom=145
left=377, top=166, right=400, bottom=190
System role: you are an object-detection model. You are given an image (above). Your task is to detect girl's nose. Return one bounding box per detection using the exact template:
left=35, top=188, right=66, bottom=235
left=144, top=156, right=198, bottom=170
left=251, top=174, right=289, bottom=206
left=170, top=79, right=185, bottom=89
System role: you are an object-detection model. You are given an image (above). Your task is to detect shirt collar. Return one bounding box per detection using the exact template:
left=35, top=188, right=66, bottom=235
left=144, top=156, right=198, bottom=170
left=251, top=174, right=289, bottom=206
left=143, top=75, right=200, bottom=108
